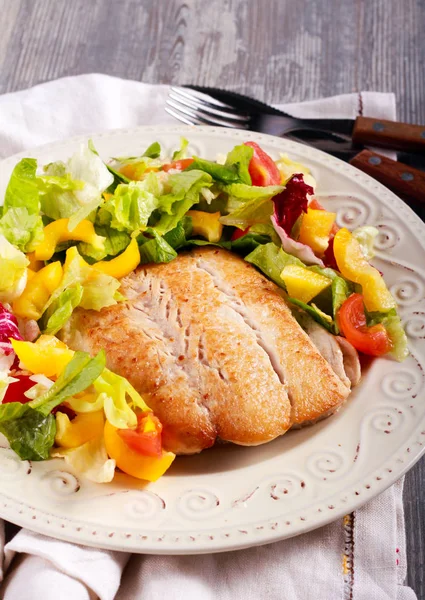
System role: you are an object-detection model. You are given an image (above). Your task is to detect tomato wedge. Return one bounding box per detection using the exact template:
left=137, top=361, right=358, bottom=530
left=117, top=413, right=163, bottom=458
left=231, top=226, right=250, bottom=241
left=244, top=142, right=281, bottom=186
left=338, top=293, right=392, bottom=356
left=2, top=375, right=34, bottom=404
left=162, top=158, right=194, bottom=172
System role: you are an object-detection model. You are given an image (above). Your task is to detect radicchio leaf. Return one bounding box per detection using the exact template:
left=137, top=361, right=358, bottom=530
left=272, top=173, right=313, bottom=235
left=0, top=303, right=23, bottom=356
left=271, top=215, right=324, bottom=266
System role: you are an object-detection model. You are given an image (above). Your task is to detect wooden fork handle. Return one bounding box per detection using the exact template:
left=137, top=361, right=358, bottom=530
left=352, top=117, right=425, bottom=153
left=349, top=150, right=425, bottom=205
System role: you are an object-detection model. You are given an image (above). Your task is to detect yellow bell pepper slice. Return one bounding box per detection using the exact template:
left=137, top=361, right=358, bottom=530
left=187, top=210, right=223, bottom=243
left=11, top=335, right=74, bottom=378
left=26, top=252, right=45, bottom=272
left=281, top=264, right=332, bottom=304
left=55, top=410, right=105, bottom=449
left=33, top=218, right=105, bottom=261
left=12, top=261, right=63, bottom=320
left=104, top=420, right=175, bottom=482
left=298, top=208, right=336, bottom=255
left=93, top=238, right=140, bottom=278
left=333, top=228, right=396, bottom=313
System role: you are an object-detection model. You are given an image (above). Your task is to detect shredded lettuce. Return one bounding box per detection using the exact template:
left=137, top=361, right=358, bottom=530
left=186, top=144, right=253, bottom=184
left=154, top=170, right=212, bottom=235
left=1, top=159, right=44, bottom=252
left=368, top=309, right=409, bottom=361
left=93, top=369, right=150, bottom=429
left=39, top=144, right=113, bottom=229
left=0, top=235, right=29, bottom=303
left=51, top=436, right=115, bottom=483
left=245, top=242, right=304, bottom=286
left=79, top=225, right=130, bottom=262
left=139, top=230, right=178, bottom=264
left=352, top=226, right=379, bottom=260
left=3, top=158, right=40, bottom=214
left=288, top=298, right=335, bottom=333
left=42, top=285, right=84, bottom=336
left=42, top=247, right=122, bottom=333
left=102, top=174, right=162, bottom=232
left=172, top=137, right=189, bottom=161
left=0, top=207, right=44, bottom=252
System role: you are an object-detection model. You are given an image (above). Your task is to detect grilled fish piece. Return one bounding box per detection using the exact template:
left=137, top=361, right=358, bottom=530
left=61, top=247, right=354, bottom=454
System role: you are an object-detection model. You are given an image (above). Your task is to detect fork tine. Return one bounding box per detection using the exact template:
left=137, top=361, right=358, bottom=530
left=169, top=88, right=250, bottom=122
left=171, top=86, right=237, bottom=110
left=166, top=98, right=250, bottom=129
left=165, top=106, right=204, bottom=126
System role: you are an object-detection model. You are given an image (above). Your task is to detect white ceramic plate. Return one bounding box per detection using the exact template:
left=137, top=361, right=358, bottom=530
left=0, top=126, right=424, bottom=555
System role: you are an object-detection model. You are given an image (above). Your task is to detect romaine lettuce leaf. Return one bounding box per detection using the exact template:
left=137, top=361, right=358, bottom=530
left=245, top=242, right=304, bottom=286
left=172, top=137, right=189, bottom=160
left=93, top=369, right=150, bottom=429
left=185, top=144, right=253, bottom=184
left=139, top=230, right=177, bottom=264
left=0, top=402, right=56, bottom=460
left=3, top=158, right=40, bottom=214
left=288, top=298, right=335, bottom=332
left=0, top=235, right=29, bottom=303
left=219, top=184, right=283, bottom=229
left=39, top=144, right=114, bottom=229
left=154, top=170, right=212, bottom=235
left=0, top=207, right=44, bottom=252
left=102, top=174, right=162, bottom=232
left=42, top=285, right=84, bottom=336
left=79, top=225, right=130, bottom=261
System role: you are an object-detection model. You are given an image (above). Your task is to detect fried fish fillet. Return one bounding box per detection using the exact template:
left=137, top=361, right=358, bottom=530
left=61, top=247, right=353, bottom=454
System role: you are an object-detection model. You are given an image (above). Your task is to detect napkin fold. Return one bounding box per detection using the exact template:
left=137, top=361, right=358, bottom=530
left=0, top=74, right=416, bottom=600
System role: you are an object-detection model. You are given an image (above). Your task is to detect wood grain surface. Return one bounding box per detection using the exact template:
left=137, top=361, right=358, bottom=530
left=0, top=0, right=424, bottom=596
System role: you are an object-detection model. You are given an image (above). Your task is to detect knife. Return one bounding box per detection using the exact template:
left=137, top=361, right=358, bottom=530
left=186, top=86, right=425, bottom=206
left=186, top=86, right=425, bottom=154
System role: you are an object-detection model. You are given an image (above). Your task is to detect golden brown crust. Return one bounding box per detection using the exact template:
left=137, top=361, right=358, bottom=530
left=61, top=247, right=350, bottom=454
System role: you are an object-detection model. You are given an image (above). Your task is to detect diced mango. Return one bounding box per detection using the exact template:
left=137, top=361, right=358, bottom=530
left=298, top=208, right=336, bottom=255
left=187, top=210, right=223, bottom=243
left=280, top=264, right=332, bottom=304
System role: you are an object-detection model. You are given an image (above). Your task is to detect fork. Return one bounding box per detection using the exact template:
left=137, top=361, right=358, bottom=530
left=165, top=86, right=356, bottom=159
left=165, top=86, right=425, bottom=206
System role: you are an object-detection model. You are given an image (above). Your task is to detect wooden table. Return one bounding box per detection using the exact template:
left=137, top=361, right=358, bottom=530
left=1, top=0, right=424, bottom=596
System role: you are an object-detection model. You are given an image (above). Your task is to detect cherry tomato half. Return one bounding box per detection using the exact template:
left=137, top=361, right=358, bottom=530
left=244, top=142, right=281, bottom=186
left=338, top=293, right=392, bottom=356
left=117, top=413, right=163, bottom=458
left=162, top=158, right=194, bottom=172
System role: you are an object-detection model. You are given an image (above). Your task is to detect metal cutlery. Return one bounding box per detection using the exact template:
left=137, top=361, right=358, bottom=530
left=166, top=86, right=425, bottom=205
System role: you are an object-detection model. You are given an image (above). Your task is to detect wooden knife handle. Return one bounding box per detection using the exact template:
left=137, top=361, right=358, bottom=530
left=349, top=150, right=425, bottom=205
left=352, top=116, right=425, bottom=153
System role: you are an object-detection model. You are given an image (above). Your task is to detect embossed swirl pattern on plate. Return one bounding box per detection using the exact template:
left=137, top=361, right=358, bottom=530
left=404, top=312, right=425, bottom=340
left=0, top=448, right=31, bottom=481
left=306, top=451, right=346, bottom=480
left=381, top=367, right=423, bottom=400
left=177, top=488, right=221, bottom=520
left=317, top=195, right=377, bottom=229
left=375, top=222, right=401, bottom=250
left=269, top=475, right=306, bottom=500
left=125, top=491, right=166, bottom=520
left=390, top=277, right=425, bottom=307
left=41, top=470, right=80, bottom=496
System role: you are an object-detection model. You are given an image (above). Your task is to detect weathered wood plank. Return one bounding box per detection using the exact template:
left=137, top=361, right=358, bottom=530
left=0, top=0, right=424, bottom=596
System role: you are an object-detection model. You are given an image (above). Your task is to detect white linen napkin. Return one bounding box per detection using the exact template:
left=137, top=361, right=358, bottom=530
left=0, top=74, right=416, bottom=600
